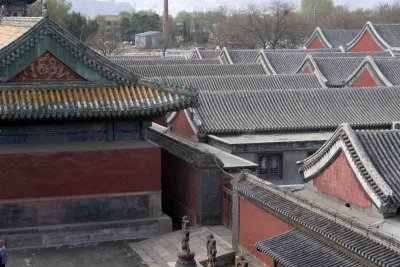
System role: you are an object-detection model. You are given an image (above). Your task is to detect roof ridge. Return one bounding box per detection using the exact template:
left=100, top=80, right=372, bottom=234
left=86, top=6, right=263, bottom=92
left=236, top=175, right=400, bottom=263
left=299, top=123, right=395, bottom=213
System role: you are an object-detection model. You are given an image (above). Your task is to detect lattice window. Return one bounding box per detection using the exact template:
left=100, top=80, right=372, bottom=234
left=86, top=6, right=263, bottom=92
left=257, top=154, right=282, bottom=179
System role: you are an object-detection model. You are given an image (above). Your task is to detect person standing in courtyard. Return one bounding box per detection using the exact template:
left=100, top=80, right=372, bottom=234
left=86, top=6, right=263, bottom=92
left=0, top=240, right=7, bottom=267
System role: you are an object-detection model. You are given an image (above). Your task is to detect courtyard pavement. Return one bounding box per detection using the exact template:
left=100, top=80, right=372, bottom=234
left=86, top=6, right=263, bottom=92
left=5, top=225, right=232, bottom=267
left=7, top=241, right=145, bottom=267
left=129, top=225, right=233, bottom=267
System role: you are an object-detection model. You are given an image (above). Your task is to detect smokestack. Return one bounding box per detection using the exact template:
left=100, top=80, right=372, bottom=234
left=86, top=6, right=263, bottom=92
left=163, top=0, right=169, bottom=38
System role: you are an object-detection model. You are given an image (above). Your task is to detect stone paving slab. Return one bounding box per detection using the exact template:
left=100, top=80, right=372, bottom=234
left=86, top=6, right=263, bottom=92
left=129, top=225, right=233, bottom=266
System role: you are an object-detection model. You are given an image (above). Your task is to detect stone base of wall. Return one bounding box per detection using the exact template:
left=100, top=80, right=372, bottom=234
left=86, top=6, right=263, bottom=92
left=0, top=192, right=172, bottom=249
left=2, top=215, right=172, bottom=250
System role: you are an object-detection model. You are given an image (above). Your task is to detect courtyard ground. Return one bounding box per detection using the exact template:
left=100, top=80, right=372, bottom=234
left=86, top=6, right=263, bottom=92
left=6, top=225, right=233, bottom=267
left=7, top=240, right=145, bottom=267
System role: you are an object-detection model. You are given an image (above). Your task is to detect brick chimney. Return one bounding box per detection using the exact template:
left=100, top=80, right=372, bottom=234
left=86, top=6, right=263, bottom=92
left=162, top=0, right=169, bottom=38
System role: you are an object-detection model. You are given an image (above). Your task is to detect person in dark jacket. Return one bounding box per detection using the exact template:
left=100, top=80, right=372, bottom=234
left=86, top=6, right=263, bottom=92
left=0, top=240, right=7, bottom=267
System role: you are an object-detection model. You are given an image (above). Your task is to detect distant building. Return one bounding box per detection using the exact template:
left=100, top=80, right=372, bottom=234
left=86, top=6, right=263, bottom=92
left=135, top=31, right=162, bottom=49
left=0, top=0, right=37, bottom=16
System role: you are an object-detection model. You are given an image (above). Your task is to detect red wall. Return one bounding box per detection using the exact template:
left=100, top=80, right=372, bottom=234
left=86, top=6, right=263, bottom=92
left=161, top=150, right=197, bottom=218
left=350, top=31, right=384, bottom=52
left=0, top=146, right=161, bottom=200
left=153, top=117, right=167, bottom=127
left=239, top=197, right=293, bottom=266
left=303, top=66, right=313, bottom=73
left=314, top=152, right=372, bottom=208
left=307, top=37, right=325, bottom=49
left=221, top=53, right=230, bottom=64
left=351, top=68, right=379, bottom=88
left=171, top=111, right=195, bottom=138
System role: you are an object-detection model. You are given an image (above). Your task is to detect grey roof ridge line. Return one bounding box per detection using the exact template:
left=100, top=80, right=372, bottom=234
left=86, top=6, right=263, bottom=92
left=239, top=171, right=400, bottom=254
left=346, top=21, right=391, bottom=51
left=338, top=45, right=346, bottom=52
left=295, top=54, right=328, bottom=84
left=257, top=50, right=277, bottom=75
left=344, top=56, right=393, bottom=87
left=303, top=27, right=331, bottom=48
left=194, top=47, right=203, bottom=59
left=298, top=123, right=394, bottom=211
left=221, top=47, right=234, bottom=64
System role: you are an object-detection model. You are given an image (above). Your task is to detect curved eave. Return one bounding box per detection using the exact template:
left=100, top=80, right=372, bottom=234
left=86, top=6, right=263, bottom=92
left=344, top=56, right=393, bottom=87
left=257, top=51, right=277, bottom=75
left=298, top=123, right=394, bottom=213
left=346, top=22, right=390, bottom=52
left=295, top=55, right=328, bottom=84
left=304, top=27, right=332, bottom=49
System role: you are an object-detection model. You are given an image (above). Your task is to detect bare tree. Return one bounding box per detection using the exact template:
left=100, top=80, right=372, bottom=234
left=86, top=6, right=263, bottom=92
left=89, top=30, right=121, bottom=56
left=240, top=0, right=293, bottom=49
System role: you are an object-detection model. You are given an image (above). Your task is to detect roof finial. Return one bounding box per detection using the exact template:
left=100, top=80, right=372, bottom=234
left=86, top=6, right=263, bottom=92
left=42, top=0, right=49, bottom=19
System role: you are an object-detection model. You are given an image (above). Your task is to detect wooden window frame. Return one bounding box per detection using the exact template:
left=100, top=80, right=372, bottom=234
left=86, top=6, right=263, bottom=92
left=257, top=153, right=283, bottom=180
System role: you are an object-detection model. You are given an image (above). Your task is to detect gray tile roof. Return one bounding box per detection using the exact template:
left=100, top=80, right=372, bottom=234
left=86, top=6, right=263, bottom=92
left=256, top=230, right=363, bottom=267
left=355, top=129, right=400, bottom=205
left=198, top=50, right=222, bottom=59
left=191, top=86, right=400, bottom=135
left=159, top=74, right=325, bottom=92
left=374, top=58, right=400, bottom=85
left=126, top=64, right=267, bottom=78
left=236, top=176, right=400, bottom=266
left=373, top=24, right=400, bottom=48
left=264, top=51, right=393, bottom=74
left=299, top=124, right=400, bottom=214
left=226, top=50, right=260, bottom=64
left=311, top=57, right=365, bottom=87
left=109, top=57, right=219, bottom=66
left=264, top=52, right=308, bottom=74
left=320, top=29, right=360, bottom=48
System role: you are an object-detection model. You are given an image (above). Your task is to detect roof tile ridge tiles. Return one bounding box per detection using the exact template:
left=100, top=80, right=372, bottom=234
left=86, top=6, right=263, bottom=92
left=257, top=50, right=278, bottom=75
left=295, top=54, right=329, bottom=84
left=237, top=173, right=400, bottom=256
left=221, top=47, right=233, bottom=64
left=255, top=229, right=364, bottom=267
left=0, top=84, right=197, bottom=120
left=154, top=78, right=199, bottom=100
left=346, top=21, right=391, bottom=52
left=344, top=56, right=393, bottom=87
left=298, top=123, right=395, bottom=213
left=303, top=27, right=331, bottom=49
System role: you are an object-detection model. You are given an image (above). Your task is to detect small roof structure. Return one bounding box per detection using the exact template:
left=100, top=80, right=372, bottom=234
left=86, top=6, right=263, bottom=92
left=296, top=55, right=365, bottom=87
left=235, top=173, right=400, bottom=266
left=299, top=124, right=400, bottom=215
left=346, top=57, right=400, bottom=87
left=304, top=27, right=360, bottom=49
left=257, top=50, right=393, bottom=75
left=135, top=31, right=161, bottom=37
left=347, top=21, right=400, bottom=52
